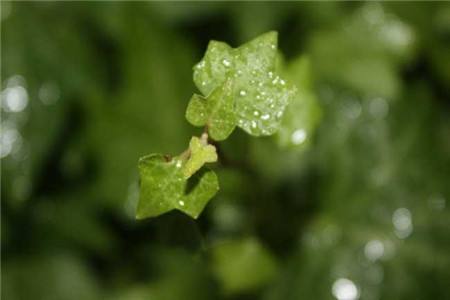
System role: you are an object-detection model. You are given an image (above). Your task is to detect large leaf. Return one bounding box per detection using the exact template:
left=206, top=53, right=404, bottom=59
left=190, top=31, right=297, bottom=137
left=136, top=154, right=219, bottom=219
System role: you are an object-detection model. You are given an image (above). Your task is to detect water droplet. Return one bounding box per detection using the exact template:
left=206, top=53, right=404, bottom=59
left=261, top=114, right=270, bottom=120
left=268, top=71, right=273, bottom=78
left=280, top=79, right=286, bottom=85
left=258, top=82, right=264, bottom=87
left=222, top=59, right=231, bottom=67
left=272, top=77, right=279, bottom=85
left=271, top=44, right=276, bottom=49
left=253, top=111, right=260, bottom=116
left=256, top=95, right=261, bottom=100
left=201, top=81, right=206, bottom=86
left=175, top=160, right=182, bottom=168
left=179, top=200, right=185, bottom=206
left=291, top=129, right=307, bottom=145
left=239, top=90, right=247, bottom=96
left=251, top=121, right=257, bottom=128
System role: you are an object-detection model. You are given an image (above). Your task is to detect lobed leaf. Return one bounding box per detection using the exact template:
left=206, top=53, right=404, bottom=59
left=182, top=136, right=218, bottom=178
left=186, top=80, right=236, bottom=141
left=193, top=41, right=233, bottom=97
left=191, top=31, right=297, bottom=137
left=136, top=154, right=219, bottom=219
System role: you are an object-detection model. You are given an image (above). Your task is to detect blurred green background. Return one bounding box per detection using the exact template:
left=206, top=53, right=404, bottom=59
left=2, top=2, right=450, bottom=300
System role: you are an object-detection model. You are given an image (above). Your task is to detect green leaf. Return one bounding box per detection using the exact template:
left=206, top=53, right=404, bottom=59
left=185, top=94, right=208, bottom=127
left=186, top=80, right=236, bottom=141
left=136, top=154, right=219, bottom=219
left=191, top=31, right=296, bottom=137
left=193, top=41, right=233, bottom=97
left=182, top=135, right=218, bottom=178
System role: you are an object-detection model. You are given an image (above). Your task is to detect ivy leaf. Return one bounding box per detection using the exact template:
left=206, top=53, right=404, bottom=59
left=193, top=41, right=233, bottom=97
left=186, top=80, right=236, bottom=141
left=192, top=31, right=296, bottom=137
left=182, top=135, right=218, bottom=178
left=136, top=154, right=219, bottom=219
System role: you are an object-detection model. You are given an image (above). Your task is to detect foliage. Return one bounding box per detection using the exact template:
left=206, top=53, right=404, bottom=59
left=190, top=31, right=296, bottom=137
left=137, top=152, right=218, bottom=219
left=138, top=32, right=297, bottom=219
left=2, top=2, right=450, bottom=300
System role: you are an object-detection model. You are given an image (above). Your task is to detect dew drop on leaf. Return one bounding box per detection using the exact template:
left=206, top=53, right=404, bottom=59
left=291, top=129, right=307, bottom=145
left=222, top=59, right=231, bottom=67
left=191, top=31, right=296, bottom=137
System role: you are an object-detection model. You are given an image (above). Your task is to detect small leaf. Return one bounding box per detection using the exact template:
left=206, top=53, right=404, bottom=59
left=186, top=80, right=236, bottom=141
left=137, top=154, right=219, bottom=219
left=185, top=94, right=208, bottom=127
left=192, top=31, right=296, bottom=137
left=182, top=136, right=218, bottom=178
left=193, top=41, right=233, bottom=97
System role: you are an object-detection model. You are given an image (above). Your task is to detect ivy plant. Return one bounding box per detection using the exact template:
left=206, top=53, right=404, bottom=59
left=136, top=31, right=297, bottom=219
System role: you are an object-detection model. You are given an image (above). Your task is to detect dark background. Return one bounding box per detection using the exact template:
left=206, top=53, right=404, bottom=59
left=2, top=2, right=450, bottom=300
